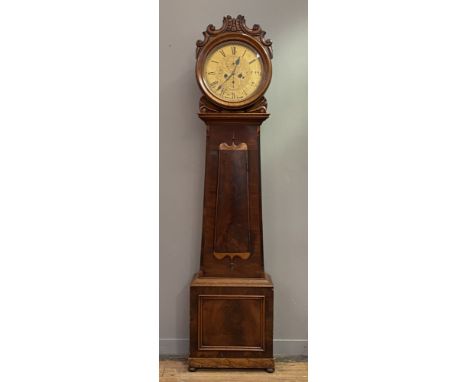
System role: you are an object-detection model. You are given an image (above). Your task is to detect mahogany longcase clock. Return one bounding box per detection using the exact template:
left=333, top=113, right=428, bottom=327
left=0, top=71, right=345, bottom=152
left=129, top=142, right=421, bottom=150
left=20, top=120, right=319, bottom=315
left=188, top=15, right=274, bottom=373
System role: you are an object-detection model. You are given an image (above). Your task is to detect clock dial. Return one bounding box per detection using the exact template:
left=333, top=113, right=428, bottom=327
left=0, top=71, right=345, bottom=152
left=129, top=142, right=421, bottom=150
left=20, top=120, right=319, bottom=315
left=202, top=42, right=264, bottom=103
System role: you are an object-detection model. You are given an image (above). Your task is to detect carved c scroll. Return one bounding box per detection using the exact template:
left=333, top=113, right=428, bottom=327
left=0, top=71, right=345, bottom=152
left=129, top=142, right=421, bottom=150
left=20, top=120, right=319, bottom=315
left=199, top=96, right=268, bottom=114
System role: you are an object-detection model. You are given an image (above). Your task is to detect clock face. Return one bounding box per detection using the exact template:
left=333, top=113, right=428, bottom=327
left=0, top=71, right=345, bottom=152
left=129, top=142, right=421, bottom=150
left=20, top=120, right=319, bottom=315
left=202, top=42, right=264, bottom=104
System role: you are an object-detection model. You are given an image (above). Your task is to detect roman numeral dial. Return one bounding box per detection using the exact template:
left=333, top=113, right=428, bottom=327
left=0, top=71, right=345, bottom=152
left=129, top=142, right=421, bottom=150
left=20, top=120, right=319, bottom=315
left=202, top=42, right=264, bottom=104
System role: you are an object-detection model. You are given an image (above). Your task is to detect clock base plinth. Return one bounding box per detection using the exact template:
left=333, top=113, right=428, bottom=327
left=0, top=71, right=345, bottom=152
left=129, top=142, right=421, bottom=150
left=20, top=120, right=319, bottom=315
left=189, top=273, right=274, bottom=370
left=187, top=357, right=275, bottom=371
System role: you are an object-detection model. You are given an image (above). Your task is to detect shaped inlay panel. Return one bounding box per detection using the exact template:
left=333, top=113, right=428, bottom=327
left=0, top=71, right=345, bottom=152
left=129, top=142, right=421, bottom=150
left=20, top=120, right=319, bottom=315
left=213, top=142, right=250, bottom=260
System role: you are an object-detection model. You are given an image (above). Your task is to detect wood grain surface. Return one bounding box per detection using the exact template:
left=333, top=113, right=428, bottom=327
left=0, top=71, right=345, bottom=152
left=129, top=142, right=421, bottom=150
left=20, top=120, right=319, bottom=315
left=189, top=276, right=273, bottom=360
left=198, top=117, right=269, bottom=278
left=159, top=358, right=307, bottom=381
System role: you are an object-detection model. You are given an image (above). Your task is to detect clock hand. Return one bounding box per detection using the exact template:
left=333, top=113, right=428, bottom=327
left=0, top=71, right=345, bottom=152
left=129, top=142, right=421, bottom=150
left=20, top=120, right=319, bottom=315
left=217, top=58, right=240, bottom=90
left=217, top=75, right=234, bottom=90
left=230, top=60, right=241, bottom=88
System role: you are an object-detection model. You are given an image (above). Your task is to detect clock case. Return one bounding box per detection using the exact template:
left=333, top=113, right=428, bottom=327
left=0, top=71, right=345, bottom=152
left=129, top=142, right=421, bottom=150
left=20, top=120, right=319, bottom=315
left=189, top=15, right=274, bottom=373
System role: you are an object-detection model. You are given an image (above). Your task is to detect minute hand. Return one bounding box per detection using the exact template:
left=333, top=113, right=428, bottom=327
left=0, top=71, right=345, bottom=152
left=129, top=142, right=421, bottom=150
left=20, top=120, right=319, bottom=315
left=217, top=57, right=240, bottom=90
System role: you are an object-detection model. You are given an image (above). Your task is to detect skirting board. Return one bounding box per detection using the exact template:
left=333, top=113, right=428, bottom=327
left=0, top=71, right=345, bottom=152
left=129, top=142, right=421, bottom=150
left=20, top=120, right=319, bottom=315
left=160, top=339, right=307, bottom=357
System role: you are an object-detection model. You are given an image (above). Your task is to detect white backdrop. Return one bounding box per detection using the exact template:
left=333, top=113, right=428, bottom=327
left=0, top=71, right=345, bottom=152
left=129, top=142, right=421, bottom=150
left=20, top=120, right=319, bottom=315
left=1, top=0, right=468, bottom=381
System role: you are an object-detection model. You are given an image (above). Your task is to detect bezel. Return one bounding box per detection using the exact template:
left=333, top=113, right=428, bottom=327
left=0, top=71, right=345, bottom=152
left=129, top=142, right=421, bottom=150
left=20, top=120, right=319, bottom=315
left=196, top=33, right=272, bottom=110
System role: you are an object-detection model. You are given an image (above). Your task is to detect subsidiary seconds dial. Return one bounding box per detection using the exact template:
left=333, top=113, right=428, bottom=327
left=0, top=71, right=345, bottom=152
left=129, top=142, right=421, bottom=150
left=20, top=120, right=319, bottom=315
left=202, top=42, right=264, bottom=104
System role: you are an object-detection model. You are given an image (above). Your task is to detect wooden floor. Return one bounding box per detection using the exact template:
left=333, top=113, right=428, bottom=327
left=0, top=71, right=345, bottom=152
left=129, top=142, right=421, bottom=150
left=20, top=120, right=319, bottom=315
left=159, top=358, right=307, bottom=382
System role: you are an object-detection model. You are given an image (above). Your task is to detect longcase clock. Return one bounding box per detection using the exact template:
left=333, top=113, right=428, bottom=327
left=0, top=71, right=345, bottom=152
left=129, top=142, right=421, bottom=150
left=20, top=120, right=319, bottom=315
left=188, top=15, right=274, bottom=373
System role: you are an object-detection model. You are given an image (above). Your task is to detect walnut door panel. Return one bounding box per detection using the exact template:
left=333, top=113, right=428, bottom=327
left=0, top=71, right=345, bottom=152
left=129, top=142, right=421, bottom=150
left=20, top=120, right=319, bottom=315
left=213, top=143, right=250, bottom=258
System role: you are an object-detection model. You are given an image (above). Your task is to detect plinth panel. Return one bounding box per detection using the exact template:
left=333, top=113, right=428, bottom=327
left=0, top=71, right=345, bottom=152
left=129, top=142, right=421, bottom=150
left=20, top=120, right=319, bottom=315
left=189, top=273, right=273, bottom=366
left=199, top=295, right=264, bottom=351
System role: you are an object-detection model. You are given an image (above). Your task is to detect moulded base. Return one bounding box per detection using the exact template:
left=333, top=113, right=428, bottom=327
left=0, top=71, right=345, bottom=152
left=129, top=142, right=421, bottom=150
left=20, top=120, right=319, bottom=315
left=187, top=357, right=275, bottom=371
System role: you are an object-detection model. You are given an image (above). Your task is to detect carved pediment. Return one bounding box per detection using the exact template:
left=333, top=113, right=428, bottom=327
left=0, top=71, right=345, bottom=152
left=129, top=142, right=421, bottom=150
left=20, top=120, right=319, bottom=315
left=196, top=15, right=273, bottom=59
